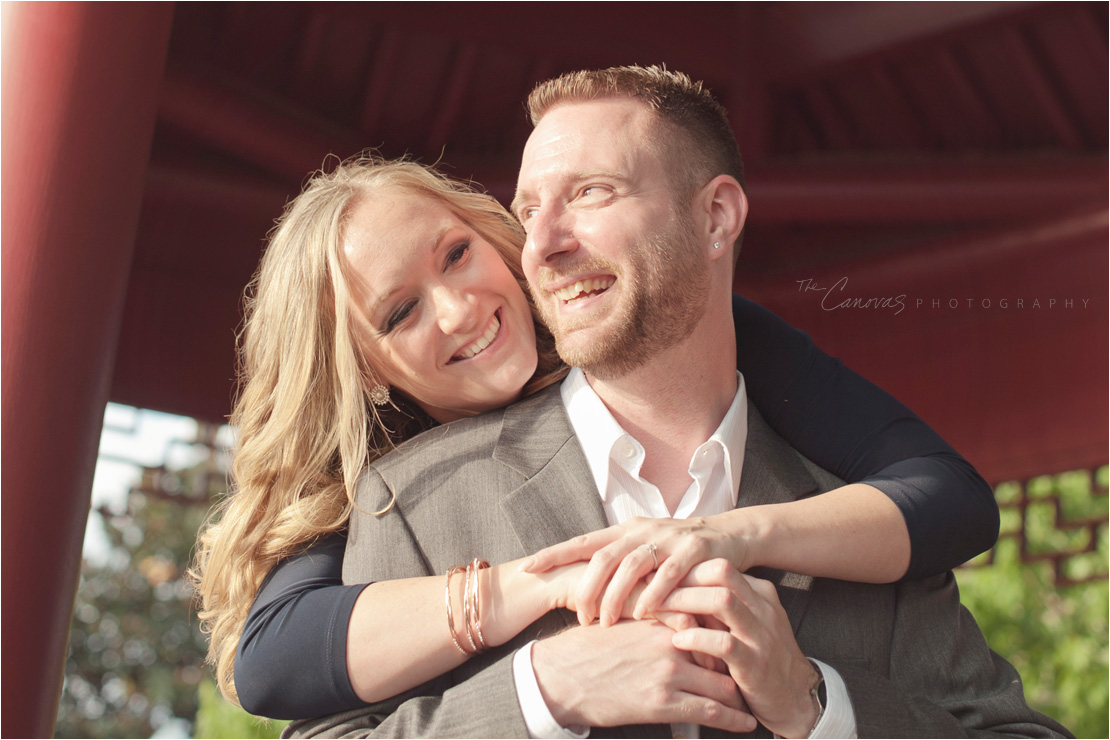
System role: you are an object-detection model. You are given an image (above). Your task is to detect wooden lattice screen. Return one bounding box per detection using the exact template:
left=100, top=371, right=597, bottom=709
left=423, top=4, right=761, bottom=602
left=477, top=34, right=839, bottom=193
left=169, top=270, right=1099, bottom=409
left=961, top=466, right=1109, bottom=587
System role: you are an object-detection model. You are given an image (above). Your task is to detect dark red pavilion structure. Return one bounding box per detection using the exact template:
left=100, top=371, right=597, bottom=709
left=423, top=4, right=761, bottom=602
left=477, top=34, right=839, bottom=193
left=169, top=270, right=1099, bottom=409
left=3, top=3, right=1106, bottom=735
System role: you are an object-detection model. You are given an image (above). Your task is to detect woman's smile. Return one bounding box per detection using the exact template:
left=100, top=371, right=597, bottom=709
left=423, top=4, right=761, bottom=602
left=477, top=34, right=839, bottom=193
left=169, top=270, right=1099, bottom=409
left=450, top=308, right=503, bottom=363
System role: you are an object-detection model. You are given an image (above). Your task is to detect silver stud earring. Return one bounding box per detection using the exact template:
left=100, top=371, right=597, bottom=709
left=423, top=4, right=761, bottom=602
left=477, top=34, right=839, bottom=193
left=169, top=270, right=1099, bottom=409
left=369, top=383, right=391, bottom=407
left=713, top=242, right=721, bottom=250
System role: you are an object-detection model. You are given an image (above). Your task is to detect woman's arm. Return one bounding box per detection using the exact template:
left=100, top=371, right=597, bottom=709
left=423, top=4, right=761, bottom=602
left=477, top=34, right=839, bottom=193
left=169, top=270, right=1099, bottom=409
left=731, top=293, right=998, bottom=578
left=235, top=535, right=362, bottom=718
left=344, top=554, right=580, bottom=704
left=235, top=533, right=587, bottom=718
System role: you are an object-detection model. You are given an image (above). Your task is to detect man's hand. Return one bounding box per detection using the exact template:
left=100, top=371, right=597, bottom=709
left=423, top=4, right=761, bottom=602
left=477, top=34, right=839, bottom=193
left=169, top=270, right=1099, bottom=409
left=530, top=619, right=756, bottom=733
left=662, top=559, right=822, bottom=738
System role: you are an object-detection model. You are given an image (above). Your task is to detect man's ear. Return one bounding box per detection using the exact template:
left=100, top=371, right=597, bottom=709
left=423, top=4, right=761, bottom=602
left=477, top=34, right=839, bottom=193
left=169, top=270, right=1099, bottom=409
left=697, top=175, right=747, bottom=262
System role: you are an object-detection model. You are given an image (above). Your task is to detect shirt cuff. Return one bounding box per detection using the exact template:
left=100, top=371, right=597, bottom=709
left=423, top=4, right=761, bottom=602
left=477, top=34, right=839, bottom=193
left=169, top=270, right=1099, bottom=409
left=512, top=641, right=590, bottom=739
left=806, top=659, right=857, bottom=738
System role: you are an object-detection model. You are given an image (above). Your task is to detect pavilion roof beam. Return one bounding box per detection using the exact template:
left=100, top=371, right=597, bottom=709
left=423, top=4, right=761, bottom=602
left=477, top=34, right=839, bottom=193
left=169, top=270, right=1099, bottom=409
left=998, top=27, right=1085, bottom=148
left=425, top=43, right=479, bottom=152
left=158, top=65, right=364, bottom=182
left=311, top=2, right=737, bottom=78
left=358, top=25, right=403, bottom=136
left=749, top=157, right=1107, bottom=224
left=765, top=1, right=1041, bottom=83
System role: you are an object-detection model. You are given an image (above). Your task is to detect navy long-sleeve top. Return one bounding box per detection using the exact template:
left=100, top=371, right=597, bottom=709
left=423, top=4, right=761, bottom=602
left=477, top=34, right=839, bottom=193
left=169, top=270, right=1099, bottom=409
left=235, top=295, right=999, bottom=719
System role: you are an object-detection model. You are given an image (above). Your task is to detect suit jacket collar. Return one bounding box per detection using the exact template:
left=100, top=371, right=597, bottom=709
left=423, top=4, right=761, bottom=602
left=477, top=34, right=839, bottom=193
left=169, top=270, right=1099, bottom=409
left=495, top=384, right=820, bottom=632
left=494, top=387, right=605, bottom=633
left=495, top=386, right=608, bottom=554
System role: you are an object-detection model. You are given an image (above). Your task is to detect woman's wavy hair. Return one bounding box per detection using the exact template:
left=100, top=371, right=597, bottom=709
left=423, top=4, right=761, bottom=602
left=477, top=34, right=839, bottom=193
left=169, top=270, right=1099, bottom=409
left=192, top=153, right=566, bottom=705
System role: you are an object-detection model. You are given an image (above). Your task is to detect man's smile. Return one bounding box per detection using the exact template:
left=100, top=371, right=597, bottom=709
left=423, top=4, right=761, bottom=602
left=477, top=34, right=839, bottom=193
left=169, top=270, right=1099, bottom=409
left=553, top=277, right=616, bottom=304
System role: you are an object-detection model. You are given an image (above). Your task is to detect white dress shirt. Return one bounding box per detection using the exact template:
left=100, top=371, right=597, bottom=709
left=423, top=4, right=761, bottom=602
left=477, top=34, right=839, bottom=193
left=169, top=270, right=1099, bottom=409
left=513, top=368, right=857, bottom=738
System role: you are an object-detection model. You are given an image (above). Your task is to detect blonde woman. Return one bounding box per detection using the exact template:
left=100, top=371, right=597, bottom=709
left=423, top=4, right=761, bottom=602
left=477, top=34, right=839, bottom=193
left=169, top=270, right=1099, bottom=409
left=194, top=155, right=997, bottom=719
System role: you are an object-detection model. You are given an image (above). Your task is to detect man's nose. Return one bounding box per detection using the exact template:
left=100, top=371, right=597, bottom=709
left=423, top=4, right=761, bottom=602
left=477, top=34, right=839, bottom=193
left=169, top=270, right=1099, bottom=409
left=522, top=205, right=578, bottom=268
left=432, top=285, right=478, bottom=335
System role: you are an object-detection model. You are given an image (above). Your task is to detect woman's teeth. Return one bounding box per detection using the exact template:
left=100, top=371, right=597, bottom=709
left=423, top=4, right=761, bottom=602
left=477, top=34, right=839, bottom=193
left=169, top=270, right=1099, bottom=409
left=456, top=315, right=501, bottom=360
left=554, top=277, right=614, bottom=302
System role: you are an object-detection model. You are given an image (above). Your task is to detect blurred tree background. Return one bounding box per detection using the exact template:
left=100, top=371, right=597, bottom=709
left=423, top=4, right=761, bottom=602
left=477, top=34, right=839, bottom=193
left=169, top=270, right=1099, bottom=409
left=54, top=406, right=1107, bottom=737
left=956, top=466, right=1109, bottom=739
left=55, top=411, right=284, bottom=739
left=56, top=468, right=213, bottom=737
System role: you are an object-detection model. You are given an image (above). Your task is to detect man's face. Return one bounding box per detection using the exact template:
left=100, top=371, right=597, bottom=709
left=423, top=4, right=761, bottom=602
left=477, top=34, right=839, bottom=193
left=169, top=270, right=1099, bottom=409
left=513, top=98, right=709, bottom=380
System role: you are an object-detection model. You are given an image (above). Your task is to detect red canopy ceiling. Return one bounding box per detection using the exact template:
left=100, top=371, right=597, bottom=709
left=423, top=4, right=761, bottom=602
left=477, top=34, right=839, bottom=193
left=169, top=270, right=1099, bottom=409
left=109, top=1, right=1108, bottom=482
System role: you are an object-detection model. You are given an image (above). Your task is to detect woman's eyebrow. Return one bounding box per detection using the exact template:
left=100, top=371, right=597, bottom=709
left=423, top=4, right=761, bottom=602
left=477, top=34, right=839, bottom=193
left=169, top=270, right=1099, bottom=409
left=431, top=224, right=457, bottom=251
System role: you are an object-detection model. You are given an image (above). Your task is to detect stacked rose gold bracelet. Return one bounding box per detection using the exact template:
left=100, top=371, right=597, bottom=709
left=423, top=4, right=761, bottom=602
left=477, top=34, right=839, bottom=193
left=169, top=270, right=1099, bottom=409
left=444, top=558, right=490, bottom=656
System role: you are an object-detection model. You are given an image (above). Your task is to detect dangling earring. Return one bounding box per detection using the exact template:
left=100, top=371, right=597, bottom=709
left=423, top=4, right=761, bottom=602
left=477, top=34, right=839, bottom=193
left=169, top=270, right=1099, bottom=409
left=369, top=383, right=391, bottom=407
left=713, top=242, right=721, bottom=250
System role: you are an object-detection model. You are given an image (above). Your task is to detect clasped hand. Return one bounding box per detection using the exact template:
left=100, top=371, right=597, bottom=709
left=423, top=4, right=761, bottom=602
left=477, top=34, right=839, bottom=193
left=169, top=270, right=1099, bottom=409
left=522, top=515, right=750, bottom=626
left=661, top=559, right=821, bottom=738
left=531, top=525, right=821, bottom=737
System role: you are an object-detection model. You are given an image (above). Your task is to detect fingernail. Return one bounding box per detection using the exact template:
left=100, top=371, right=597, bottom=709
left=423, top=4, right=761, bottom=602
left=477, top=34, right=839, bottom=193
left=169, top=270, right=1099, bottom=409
left=518, top=558, right=533, bottom=571
left=632, top=606, right=644, bottom=620
left=600, top=611, right=612, bottom=627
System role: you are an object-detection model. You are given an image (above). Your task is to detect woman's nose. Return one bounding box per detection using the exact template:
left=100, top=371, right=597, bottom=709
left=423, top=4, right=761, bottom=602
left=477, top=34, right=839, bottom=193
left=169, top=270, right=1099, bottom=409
left=432, top=285, right=478, bottom=335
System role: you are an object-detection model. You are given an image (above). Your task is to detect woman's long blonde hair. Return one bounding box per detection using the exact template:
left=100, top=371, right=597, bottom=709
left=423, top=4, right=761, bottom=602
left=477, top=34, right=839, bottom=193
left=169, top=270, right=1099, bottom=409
left=193, top=153, right=565, bottom=705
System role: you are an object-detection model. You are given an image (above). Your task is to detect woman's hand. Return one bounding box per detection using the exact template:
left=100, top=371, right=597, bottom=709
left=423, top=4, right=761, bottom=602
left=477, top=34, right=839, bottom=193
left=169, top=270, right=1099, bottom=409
left=521, top=516, right=753, bottom=627
left=539, top=557, right=715, bottom=647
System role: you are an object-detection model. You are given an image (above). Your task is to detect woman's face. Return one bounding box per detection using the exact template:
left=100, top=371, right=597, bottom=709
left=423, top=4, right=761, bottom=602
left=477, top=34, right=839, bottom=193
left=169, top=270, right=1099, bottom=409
left=343, top=189, right=537, bottom=423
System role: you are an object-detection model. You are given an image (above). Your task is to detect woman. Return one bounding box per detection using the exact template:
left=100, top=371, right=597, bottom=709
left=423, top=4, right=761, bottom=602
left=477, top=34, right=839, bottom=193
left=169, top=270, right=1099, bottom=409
left=194, top=154, right=997, bottom=719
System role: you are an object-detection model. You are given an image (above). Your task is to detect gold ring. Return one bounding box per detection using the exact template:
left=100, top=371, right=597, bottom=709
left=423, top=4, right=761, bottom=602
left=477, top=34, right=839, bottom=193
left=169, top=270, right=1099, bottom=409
left=639, top=542, right=659, bottom=569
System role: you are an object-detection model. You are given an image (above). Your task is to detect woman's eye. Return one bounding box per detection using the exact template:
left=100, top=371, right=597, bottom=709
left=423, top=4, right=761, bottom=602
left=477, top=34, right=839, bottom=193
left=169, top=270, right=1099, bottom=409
left=445, top=240, right=471, bottom=267
left=384, top=300, right=416, bottom=333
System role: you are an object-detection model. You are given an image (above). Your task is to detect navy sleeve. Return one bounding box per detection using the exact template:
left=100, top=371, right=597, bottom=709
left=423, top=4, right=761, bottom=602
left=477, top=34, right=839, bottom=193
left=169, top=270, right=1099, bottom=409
left=732, top=294, right=999, bottom=579
left=235, top=533, right=366, bottom=719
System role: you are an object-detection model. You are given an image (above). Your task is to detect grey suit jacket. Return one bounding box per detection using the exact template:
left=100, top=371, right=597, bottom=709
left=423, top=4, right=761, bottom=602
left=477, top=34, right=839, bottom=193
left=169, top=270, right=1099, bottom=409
left=289, top=385, right=1069, bottom=739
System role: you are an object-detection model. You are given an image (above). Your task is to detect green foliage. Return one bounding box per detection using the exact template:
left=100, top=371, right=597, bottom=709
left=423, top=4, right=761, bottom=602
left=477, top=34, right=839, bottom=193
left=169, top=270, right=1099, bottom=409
left=194, top=680, right=288, bottom=739
left=56, top=475, right=212, bottom=738
left=957, top=467, right=1109, bottom=739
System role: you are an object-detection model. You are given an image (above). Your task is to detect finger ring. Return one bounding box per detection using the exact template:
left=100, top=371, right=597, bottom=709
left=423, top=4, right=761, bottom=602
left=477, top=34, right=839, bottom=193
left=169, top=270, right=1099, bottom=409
left=639, top=542, right=659, bottom=569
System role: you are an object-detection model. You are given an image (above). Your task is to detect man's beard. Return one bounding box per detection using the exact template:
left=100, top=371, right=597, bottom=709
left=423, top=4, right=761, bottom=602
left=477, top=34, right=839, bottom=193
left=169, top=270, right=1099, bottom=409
left=531, top=209, right=710, bottom=381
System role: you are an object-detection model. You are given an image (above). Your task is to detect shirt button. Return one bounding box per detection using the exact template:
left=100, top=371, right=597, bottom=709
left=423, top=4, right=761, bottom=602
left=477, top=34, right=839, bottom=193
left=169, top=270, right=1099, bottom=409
left=623, top=444, right=636, bottom=458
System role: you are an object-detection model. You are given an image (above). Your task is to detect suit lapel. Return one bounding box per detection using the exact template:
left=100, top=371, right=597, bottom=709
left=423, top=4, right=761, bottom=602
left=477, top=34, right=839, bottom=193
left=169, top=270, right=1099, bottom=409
left=494, top=386, right=608, bottom=552
left=737, top=404, right=820, bottom=633
left=499, top=436, right=609, bottom=555
left=495, top=387, right=607, bottom=631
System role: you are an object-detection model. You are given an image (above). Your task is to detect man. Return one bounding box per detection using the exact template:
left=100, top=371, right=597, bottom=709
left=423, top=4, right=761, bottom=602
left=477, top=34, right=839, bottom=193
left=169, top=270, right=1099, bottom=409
left=292, top=66, right=1068, bottom=738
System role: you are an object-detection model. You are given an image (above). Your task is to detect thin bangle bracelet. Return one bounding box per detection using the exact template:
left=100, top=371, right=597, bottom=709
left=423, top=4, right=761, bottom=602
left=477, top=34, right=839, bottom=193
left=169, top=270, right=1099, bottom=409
left=444, top=566, right=470, bottom=656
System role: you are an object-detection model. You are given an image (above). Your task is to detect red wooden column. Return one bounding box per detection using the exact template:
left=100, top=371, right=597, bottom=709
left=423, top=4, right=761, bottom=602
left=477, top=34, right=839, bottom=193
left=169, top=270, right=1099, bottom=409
left=1, top=3, right=174, bottom=736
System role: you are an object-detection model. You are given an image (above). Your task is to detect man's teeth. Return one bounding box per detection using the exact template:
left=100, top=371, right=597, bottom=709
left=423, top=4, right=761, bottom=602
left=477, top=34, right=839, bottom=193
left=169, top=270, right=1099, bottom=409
left=554, top=278, right=615, bottom=302
left=457, top=315, right=500, bottom=360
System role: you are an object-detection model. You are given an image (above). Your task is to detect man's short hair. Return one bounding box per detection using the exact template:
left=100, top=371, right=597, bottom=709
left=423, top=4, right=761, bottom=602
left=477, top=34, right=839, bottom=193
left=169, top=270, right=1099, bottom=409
left=526, top=65, right=746, bottom=199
